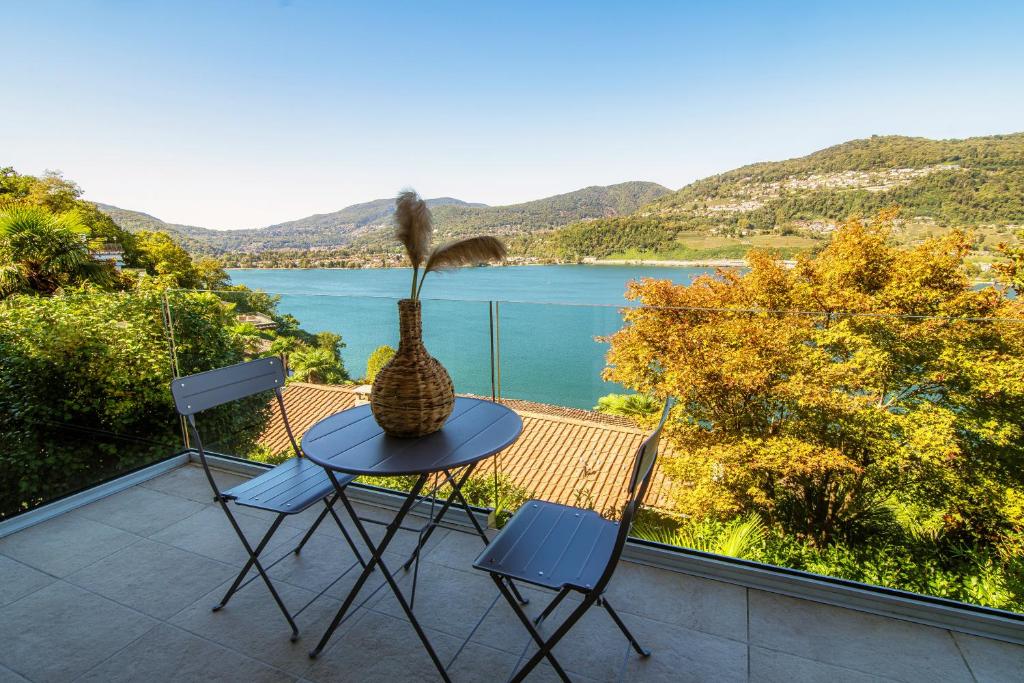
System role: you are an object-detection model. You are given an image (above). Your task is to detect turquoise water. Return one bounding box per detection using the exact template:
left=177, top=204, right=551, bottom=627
left=229, top=265, right=715, bottom=408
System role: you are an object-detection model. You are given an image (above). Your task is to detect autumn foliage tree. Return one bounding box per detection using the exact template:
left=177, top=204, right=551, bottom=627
left=606, top=211, right=1024, bottom=548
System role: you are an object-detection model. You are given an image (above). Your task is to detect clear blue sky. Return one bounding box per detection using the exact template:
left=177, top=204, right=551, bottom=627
left=3, top=1, right=1022, bottom=229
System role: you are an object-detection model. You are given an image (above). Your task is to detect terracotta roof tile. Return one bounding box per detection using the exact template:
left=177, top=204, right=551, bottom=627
left=257, top=383, right=676, bottom=514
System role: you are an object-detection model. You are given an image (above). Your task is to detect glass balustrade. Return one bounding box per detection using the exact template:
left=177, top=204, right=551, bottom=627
left=8, top=284, right=1018, bottom=617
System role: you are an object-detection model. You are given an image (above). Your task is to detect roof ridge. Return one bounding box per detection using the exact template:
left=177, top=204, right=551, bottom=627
left=282, top=383, right=640, bottom=430
left=516, top=410, right=644, bottom=433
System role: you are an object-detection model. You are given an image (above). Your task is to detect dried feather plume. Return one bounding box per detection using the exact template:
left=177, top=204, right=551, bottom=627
left=394, top=190, right=433, bottom=269
left=395, top=189, right=507, bottom=300
left=418, top=236, right=507, bottom=298
left=424, top=236, right=507, bottom=273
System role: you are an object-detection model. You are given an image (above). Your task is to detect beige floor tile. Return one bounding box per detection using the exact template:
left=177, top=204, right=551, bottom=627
left=0, top=581, right=156, bottom=682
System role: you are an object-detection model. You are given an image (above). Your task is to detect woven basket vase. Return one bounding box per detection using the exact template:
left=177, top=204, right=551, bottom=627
left=370, top=298, right=455, bottom=437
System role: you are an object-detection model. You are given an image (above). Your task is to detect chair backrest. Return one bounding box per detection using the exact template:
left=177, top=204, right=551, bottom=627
left=170, top=357, right=297, bottom=499
left=593, top=397, right=675, bottom=593
left=171, top=356, right=285, bottom=416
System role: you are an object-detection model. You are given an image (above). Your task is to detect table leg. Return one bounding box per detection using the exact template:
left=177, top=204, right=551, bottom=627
left=401, top=463, right=481, bottom=571
left=400, top=465, right=529, bottom=606
left=311, top=472, right=453, bottom=682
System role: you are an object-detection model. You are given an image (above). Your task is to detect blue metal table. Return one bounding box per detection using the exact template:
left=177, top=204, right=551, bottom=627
left=302, top=397, right=524, bottom=680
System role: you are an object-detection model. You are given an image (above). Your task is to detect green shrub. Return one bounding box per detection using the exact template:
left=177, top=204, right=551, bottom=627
left=630, top=509, right=1024, bottom=612
left=0, top=290, right=264, bottom=517
left=365, top=344, right=396, bottom=383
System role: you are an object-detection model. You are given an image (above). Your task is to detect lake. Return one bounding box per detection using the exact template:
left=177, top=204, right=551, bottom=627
left=229, top=265, right=717, bottom=409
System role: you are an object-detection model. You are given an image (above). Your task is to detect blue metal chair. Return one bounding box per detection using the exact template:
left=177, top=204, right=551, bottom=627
left=473, top=399, right=674, bottom=682
left=171, top=356, right=365, bottom=640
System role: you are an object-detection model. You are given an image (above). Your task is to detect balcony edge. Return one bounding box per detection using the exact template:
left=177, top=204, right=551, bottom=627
left=0, top=453, right=189, bottom=539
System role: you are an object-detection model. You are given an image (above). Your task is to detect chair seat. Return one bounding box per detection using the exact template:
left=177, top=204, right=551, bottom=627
left=473, top=500, right=619, bottom=591
left=223, top=456, right=354, bottom=514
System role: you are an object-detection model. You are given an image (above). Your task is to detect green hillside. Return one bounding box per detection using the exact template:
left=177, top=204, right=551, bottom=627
left=264, top=196, right=484, bottom=235
left=99, top=181, right=669, bottom=255
left=92, top=203, right=217, bottom=252
left=548, top=133, right=1024, bottom=260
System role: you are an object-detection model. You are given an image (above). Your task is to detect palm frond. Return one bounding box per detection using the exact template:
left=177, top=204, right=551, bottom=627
left=394, top=190, right=433, bottom=269
left=0, top=262, right=28, bottom=299
left=716, top=517, right=766, bottom=558
left=631, top=515, right=766, bottom=559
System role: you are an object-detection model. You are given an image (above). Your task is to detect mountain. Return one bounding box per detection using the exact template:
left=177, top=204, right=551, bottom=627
left=548, top=133, right=1024, bottom=260
left=93, top=203, right=219, bottom=251
left=257, top=197, right=486, bottom=249
left=95, top=197, right=481, bottom=252
left=97, top=181, right=669, bottom=253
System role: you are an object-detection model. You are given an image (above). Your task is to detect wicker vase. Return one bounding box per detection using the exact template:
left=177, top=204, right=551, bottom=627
left=370, top=299, right=455, bottom=437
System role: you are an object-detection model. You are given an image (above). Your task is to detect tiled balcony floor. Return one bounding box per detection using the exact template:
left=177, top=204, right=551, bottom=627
left=1, top=464, right=1022, bottom=682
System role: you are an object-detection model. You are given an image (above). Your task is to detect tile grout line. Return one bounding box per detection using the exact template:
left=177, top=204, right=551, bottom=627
left=0, top=519, right=148, bottom=577
left=0, top=549, right=63, bottom=578
left=0, top=534, right=148, bottom=615
left=0, top=658, right=36, bottom=683
left=59, top=526, right=304, bottom=623
left=164, top=581, right=374, bottom=681
left=2, top=477, right=216, bottom=590
left=2, top=476, right=442, bottom=680
left=445, top=592, right=502, bottom=669
left=746, top=587, right=751, bottom=682
left=748, top=644, right=906, bottom=683
left=948, top=630, right=979, bottom=683
left=616, top=637, right=631, bottom=682
left=507, top=632, right=535, bottom=683
left=160, top=615, right=320, bottom=682
left=67, top=621, right=163, bottom=683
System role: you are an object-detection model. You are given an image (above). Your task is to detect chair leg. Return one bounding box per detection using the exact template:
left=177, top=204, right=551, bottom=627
left=599, top=596, right=650, bottom=657
left=213, top=506, right=300, bottom=641
left=507, top=578, right=530, bottom=606
left=332, top=491, right=368, bottom=567
left=214, top=508, right=285, bottom=611
left=534, top=587, right=570, bottom=626
left=293, top=493, right=368, bottom=568
left=293, top=498, right=332, bottom=555
left=508, top=591, right=599, bottom=683
left=491, top=575, right=573, bottom=682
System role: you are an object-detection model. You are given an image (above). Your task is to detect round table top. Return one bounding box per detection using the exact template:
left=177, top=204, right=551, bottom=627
left=301, top=397, right=524, bottom=476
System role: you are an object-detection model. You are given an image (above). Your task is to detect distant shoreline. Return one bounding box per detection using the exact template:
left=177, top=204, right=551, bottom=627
left=225, top=259, right=749, bottom=271
left=583, top=257, right=750, bottom=268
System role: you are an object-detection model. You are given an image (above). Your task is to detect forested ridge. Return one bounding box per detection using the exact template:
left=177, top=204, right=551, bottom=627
left=547, top=133, right=1024, bottom=260
left=98, top=181, right=670, bottom=255
left=95, top=133, right=1024, bottom=265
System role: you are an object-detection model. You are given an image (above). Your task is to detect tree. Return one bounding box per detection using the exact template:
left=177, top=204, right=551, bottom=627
left=0, top=206, right=114, bottom=298
left=133, top=230, right=200, bottom=287
left=287, top=331, right=349, bottom=384
left=0, top=167, right=138, bottom=260
left=194, top=256, right=230, bottom=290
left=605, top=212, right=1024, bottom=547
left=269, top=335, right=302, bottom=375
left=365, top=345, right=396, bottom=383
left=19, top=170, right=81, bottom=214
left=289, top=346, right=348, bottom=384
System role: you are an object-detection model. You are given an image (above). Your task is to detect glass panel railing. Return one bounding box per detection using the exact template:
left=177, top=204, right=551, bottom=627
left=165, top=282, right=1024, bottom=616
left=167, top=291, right=508, bottom=511
left=492, top=299, right=668, bottom=525
left=494, top=300, right=624, bottom=409
left=616, top=306, right=1024, bottom=616
left=0, top=290, right=183, bottom=520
